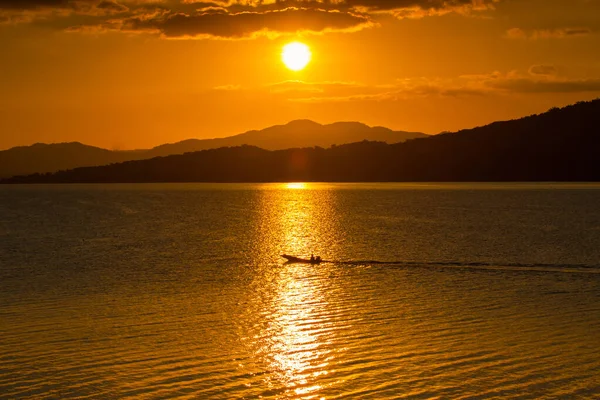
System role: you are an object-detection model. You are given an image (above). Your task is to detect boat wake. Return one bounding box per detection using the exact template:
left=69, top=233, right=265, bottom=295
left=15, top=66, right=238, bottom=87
left=324, top=259, right=600, bottom=274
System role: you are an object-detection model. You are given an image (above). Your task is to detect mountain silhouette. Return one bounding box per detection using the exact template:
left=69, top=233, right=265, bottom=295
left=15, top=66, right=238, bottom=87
left=145, top=120, right=424, bottom=158
left=0, top=121, right=424, bottom=178
left=2, top=99, right=599, bottom=183
left=0, top=142, right=143, bottom=179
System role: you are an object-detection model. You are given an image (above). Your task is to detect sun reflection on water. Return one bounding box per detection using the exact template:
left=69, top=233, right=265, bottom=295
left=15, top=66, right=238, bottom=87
left=266, top=272, right=329, bottom=396
left=286, top=182, right=308, bottom=190
left=244, top=184, right=341, bottom=397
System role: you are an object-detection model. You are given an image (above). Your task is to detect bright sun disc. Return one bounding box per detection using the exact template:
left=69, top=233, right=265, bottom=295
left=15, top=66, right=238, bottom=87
left=282, top=42, right=311, bottom=71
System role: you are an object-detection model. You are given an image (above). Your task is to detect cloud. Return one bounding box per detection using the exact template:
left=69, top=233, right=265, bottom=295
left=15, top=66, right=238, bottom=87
left=1, top=0, right=505, bottom=37
left=486, top=76, right=600, bottom=93
left=71, top=7, right=374, bottom=38
left=345, top=0, right=500, bottom=18
left=213, top=80, right=374, bottom=96
left=507, top=27, right=592, bottom=40
left=96, top=0, right=128, bottom=13
left=260, top=71, right=600, bottom=103
left=214, top=77, right=491, bottom=104
left=150, top=8, right=372, bottom=38
left=187, top=0, right=500, bottom=16
left=0, top=0, right=136, bottom=24
left=0, top=0, right=74, bottom=9
left=267, top=80, right=366, bottom=94
left=287, top=76, right=499, bottom=103
left=0, top=0, right=77, bottom=24
left=214, top=84, right=241, bottom=91
left=0, top=0, right=157, bottom=7
left=529, top=65, right=557, bottom=76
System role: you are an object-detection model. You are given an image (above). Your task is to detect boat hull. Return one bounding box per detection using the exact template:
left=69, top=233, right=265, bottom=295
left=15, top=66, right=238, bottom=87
left=281, top=254, right=321, bottom=264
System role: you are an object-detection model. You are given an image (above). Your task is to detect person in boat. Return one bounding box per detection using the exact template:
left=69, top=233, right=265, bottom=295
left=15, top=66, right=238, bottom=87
left=310, top=254, right=315, bottom=262
left=315, top=256, right=321, bottom=263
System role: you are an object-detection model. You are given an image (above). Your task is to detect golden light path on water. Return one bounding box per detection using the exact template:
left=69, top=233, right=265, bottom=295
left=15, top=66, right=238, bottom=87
left=246, top=183, right=342, bottom=397
left=286, top=182, right=307, bottom=190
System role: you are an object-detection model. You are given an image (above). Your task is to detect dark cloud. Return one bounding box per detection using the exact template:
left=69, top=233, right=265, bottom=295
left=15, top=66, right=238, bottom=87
left=186, top=0, right=500, bottom=15
left=0, top=0, right=73, bottom=9
left=344, top=0, right=496, bottom=12
left=561, top=27, right=592, bottom=36
left=96, top=0, right=128, bottom=13
left=529, top=65, right=557, bottom=76
left=91, top=7, right=373, bottom=38
left=192, top=1, right=342, bottom=13
left=2, top=0, right=502, bottom=37
left=507, top=27, right=592, bottom=40
left=0, top=0, right=154, bottom=10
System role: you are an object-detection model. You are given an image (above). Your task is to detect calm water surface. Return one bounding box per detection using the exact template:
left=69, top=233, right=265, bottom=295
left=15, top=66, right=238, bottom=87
left=1, top=183, right=599, bottom=399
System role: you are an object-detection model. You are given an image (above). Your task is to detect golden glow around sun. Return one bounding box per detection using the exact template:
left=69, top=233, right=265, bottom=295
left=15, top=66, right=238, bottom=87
left=282, top=42, right=311, bottom=71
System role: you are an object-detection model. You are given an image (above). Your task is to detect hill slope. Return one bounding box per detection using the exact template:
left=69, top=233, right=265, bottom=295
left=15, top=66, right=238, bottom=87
left=3, top=99, right=599, bottom=183
left=0, top=121, right=425, bottom=178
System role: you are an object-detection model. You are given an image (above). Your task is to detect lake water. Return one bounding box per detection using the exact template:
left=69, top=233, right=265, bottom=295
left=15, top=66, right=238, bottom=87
left=1, top=183, right=599, bottom=399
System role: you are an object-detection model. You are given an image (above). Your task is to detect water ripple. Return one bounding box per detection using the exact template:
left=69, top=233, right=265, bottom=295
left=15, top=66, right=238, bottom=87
left=2, top=184, right=600, bottom=398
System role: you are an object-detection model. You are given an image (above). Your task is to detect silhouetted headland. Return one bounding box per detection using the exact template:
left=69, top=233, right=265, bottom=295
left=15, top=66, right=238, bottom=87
left=2, top=99, right=599, bottom=183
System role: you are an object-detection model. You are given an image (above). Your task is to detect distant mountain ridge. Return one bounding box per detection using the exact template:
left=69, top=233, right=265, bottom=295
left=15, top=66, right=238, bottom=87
left=0, top=121, right=425, bottom=178
left=146, top=120, right=424, bottom=158
left=0, top=142, right=141, bottom=180
left=4, top=99, right=599, bottom=183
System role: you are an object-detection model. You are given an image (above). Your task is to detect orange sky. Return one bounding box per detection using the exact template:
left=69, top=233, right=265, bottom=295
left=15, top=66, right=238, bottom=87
left=1, top=0, right=600, bottom=150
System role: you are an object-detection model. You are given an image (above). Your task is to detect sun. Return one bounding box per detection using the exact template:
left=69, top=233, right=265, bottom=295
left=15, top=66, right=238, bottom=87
left=282, top=42, right=311, bottom=71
